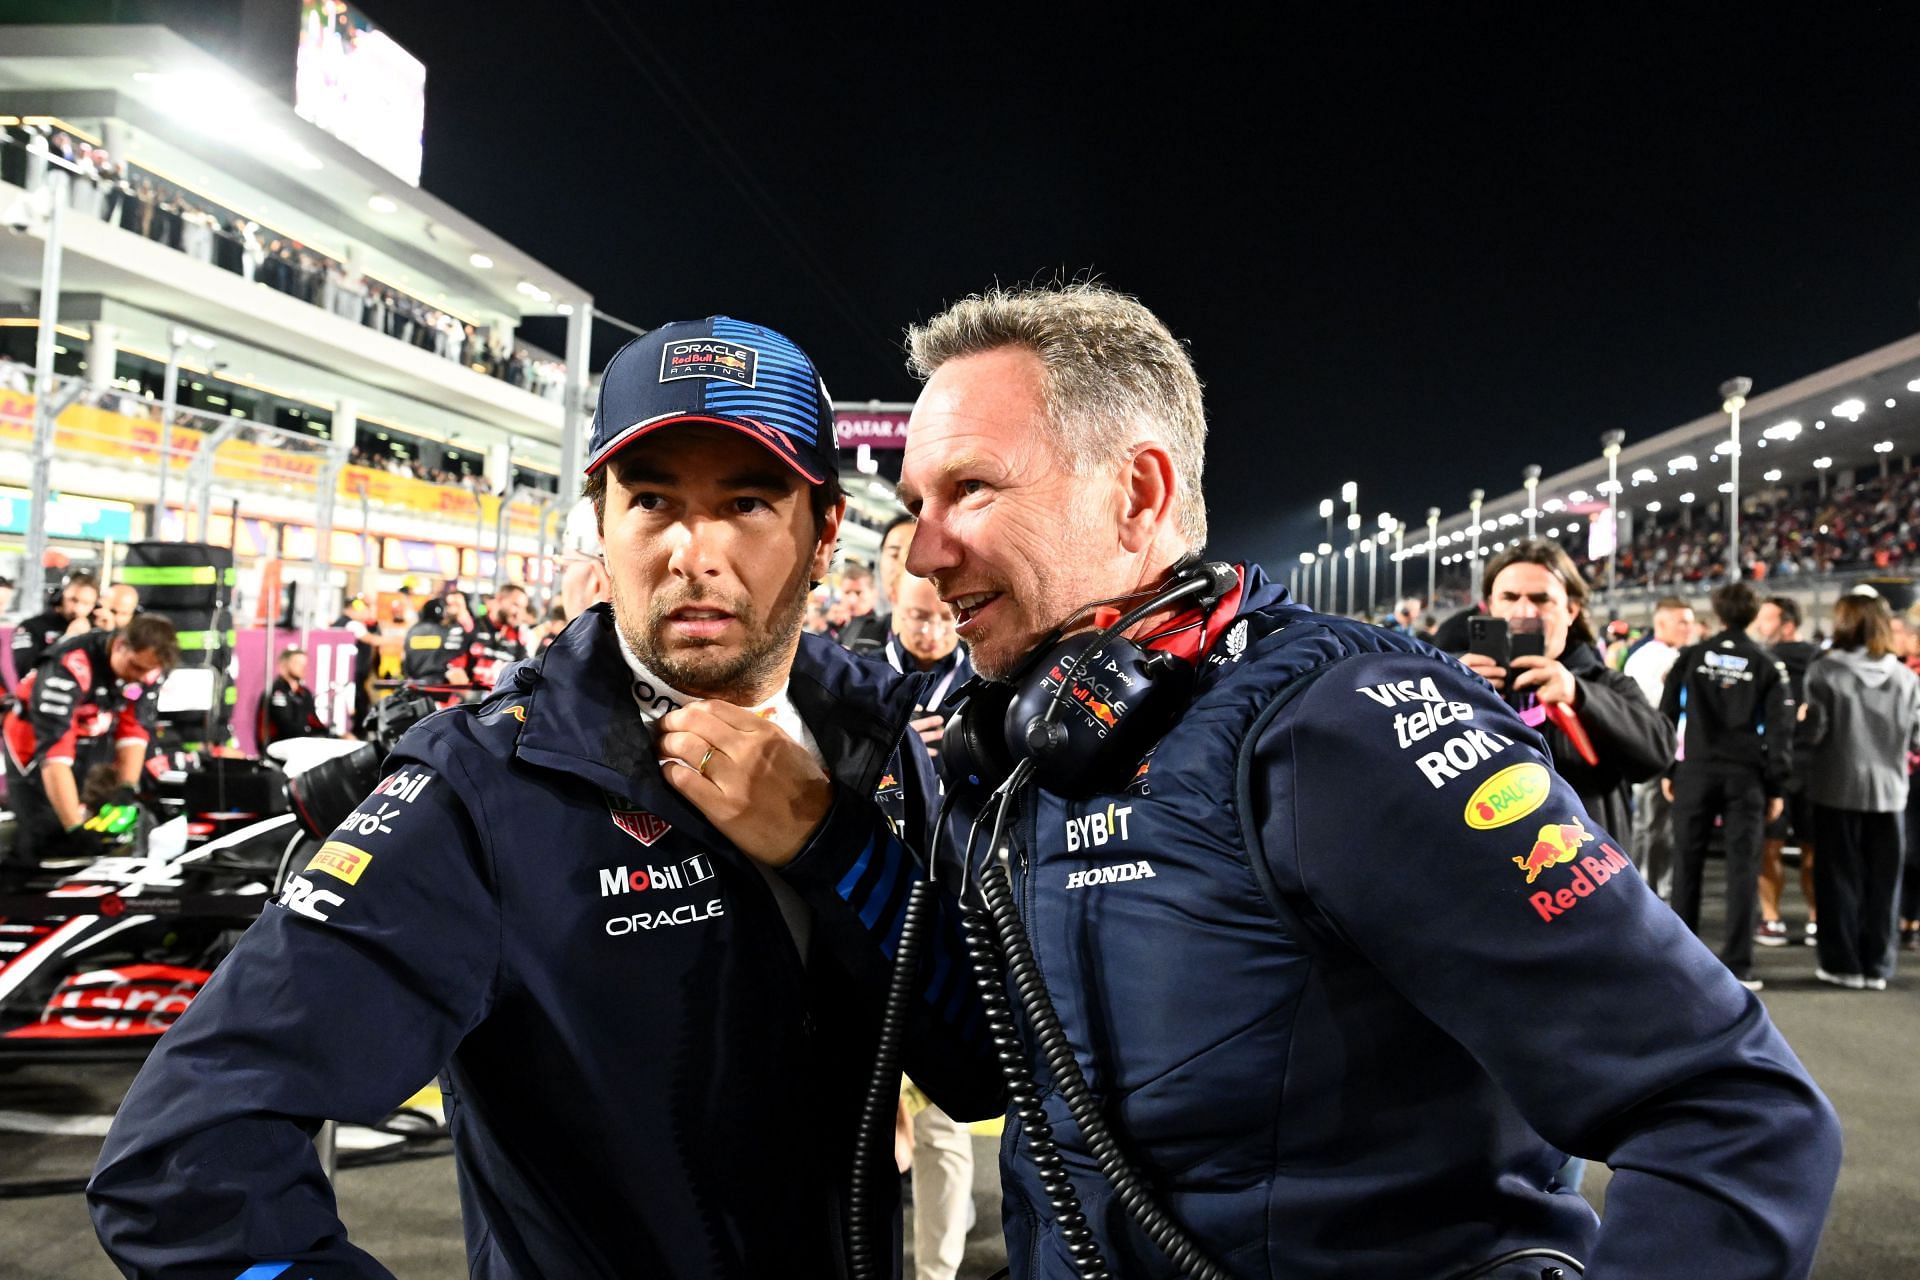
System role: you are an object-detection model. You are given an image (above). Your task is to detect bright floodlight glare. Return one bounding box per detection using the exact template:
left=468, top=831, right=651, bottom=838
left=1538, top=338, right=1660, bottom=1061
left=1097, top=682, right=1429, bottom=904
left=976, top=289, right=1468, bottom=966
left=1888, top=399, right=1898, bottom=409
left=1567, top=489, right=1591, bottom=503
left=1319, top=498, right=1334, bottom=518
left=469, top=253, right=493, bottom=269
left=367, top=194, right=398, bottom=214
left=1318, top=542, right=1332, bottom=555
left=1545, top=526, right=1559, bottom=537
left=1341, top=482, right=1358, bottom=503
left=1763, top=421, right=1802, bottom=440
left=1874, top=440, right=1895, bottom=453
left=1347, top=513, right=1361, bottom=530
left=1646, top=501, right=1662, bottom=513
left=1597, top=480, right=1622, bottom=495
left=1631, top=468, right=1657, bottom=484
left=1542, top=497, right=1565, bottom=513
left=1813, top=457, right=1832, bottom=469
left=1908, top=378, right=1920, bottom=393
left=1481, top=519, right=1497, bottom=532
left=1668, top=455, right=1697, bottom=471
left=1718, top=482, right=1733, bottom=493
left=1763, top=469, right=1782, bottom=482
left=1832, top=398, right=1866, bottom=421
left=1679, top=491, right=1696, bottom=503
left=1360, top=537, right=1373, bottom=552
left=1499, top=513, right=1521, bottom=527
left=1378, top=512, right=1395, bottom=530
left=1299, top=551, right=1315, bottom=564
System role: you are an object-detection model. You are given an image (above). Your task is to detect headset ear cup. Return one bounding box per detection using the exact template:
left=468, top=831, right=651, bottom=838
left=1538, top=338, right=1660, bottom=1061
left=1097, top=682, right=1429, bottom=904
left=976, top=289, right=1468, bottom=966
left=940, top=684, right=1016, bottom=792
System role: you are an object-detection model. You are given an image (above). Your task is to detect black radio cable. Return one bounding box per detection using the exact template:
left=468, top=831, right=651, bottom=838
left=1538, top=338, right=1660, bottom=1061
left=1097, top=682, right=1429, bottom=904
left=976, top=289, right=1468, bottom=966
left=974, top=763, right=1229, bottom=1280
left=962, top=767, right=1110, bottom=1279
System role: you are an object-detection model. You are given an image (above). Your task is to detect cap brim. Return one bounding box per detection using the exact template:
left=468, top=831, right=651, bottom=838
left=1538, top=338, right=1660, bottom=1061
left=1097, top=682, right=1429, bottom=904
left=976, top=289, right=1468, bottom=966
left=584, top=413, right=828, bottom=484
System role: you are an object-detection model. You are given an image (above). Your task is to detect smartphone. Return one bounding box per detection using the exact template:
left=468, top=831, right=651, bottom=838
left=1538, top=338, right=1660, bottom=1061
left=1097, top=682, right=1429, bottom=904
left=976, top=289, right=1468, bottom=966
left=1509, top=617, right=1547, bottom=662
left=1467, top=616, right=1510, bottom=669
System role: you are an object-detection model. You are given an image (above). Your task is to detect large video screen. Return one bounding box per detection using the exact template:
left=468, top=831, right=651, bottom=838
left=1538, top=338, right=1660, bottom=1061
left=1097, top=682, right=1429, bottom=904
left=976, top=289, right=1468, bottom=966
left=294, top=0, right=426, bottom=187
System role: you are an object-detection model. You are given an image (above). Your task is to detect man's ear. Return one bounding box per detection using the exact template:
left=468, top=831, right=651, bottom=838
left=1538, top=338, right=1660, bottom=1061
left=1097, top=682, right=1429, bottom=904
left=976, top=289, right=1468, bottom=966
left=811, top=497, right=848, bottom=582
left=1117, top=442, right=1176, bottom=555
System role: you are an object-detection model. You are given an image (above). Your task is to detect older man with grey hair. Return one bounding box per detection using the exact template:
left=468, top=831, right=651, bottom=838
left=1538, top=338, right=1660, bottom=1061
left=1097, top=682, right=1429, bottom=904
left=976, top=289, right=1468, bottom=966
left=897, top=280, right=1838, bottom=1279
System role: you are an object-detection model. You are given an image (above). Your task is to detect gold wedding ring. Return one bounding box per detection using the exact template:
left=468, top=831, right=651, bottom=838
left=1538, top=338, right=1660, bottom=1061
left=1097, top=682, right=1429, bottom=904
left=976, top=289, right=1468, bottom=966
left=695, top=746, right=715, bottom=777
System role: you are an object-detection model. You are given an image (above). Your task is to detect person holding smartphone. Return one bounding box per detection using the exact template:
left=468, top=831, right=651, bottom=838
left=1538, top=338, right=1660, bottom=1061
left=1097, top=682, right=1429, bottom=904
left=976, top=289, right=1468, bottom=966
left=1450, top=540, right=1673, bottom=839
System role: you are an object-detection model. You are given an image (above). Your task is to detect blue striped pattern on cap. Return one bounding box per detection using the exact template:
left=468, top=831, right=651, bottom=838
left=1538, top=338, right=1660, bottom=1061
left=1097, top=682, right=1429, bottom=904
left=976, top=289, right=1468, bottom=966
left=704, top=316, right=827, bottom=447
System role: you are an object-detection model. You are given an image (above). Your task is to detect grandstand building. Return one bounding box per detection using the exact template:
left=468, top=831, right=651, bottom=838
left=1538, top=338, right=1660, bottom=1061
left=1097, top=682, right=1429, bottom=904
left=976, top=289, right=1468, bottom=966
left=0, top=13, right=591, bottom=620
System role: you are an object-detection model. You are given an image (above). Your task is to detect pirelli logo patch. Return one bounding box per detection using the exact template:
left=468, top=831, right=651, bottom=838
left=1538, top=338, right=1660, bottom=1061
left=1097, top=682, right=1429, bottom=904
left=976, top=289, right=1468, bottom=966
left=306, top=841, right=373, bottom=886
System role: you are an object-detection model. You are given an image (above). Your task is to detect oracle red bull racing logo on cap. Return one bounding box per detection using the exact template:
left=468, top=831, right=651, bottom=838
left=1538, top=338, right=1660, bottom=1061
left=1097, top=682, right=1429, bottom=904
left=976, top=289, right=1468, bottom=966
left=659, top=338, right=757, bottom=387
left=1512, top=816, right=1595, bottom=884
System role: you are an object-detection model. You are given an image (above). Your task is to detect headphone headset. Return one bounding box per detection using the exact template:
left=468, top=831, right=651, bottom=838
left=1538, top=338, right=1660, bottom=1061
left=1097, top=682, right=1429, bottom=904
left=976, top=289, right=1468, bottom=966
left=943, top=560, right=1237, bottom=799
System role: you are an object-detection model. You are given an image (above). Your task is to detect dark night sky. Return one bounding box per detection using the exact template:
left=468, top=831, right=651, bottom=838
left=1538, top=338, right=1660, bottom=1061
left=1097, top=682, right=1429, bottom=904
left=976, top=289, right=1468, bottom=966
left=361, top=2, right=1920, bottom=566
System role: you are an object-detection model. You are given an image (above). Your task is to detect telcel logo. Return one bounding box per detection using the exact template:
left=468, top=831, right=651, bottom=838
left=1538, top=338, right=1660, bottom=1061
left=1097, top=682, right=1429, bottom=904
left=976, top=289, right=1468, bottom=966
left=1463, top=763, right=1551, bottom=830
left=598, top=855, right=716, bottom=896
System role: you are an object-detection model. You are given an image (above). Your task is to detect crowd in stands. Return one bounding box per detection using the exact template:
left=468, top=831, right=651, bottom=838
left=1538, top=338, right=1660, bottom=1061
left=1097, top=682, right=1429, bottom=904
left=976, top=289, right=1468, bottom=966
left=347, top=444, right=493, bottom=492
left=0, top=123, right=566, bottom=402
left=1583, top=462, right=1920, bottom=589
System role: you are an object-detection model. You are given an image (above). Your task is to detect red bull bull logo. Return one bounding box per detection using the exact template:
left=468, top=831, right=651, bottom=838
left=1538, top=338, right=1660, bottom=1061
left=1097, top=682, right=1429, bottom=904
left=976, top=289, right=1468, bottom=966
left=1512, top=816, right=1595, bottom=884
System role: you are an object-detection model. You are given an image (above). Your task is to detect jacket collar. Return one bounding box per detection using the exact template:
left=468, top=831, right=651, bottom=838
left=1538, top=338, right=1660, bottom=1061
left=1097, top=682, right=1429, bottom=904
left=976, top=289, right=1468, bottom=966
left=496, top=604, right=920, bottom=804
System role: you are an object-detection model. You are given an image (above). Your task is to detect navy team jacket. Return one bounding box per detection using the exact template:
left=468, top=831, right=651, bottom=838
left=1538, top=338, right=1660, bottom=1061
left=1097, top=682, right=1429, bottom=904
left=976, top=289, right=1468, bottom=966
left=966, top=564, right=1840, bottom=1280
left=88, top=604, right=1000, bottom=1279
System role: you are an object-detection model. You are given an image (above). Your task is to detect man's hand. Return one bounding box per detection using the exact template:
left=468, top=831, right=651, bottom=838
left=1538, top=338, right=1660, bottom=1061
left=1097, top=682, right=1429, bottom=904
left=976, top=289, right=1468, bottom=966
left=657, top=699, right=833, bottom=867
left=1509, top=654, right=1579, bottom=707
left=910, top=711, right=946, bottom=756
left=1661, top=776, right=1674, bottom=803
left=444, top=667, right=471, bottom=686
left=1457, top=651, right=1506, bottom=689
left=1767, top=796, right=1785, bottom=823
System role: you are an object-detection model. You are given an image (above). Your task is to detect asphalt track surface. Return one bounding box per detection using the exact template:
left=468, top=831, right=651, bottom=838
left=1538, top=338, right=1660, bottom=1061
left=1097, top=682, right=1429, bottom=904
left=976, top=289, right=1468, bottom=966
left=1, top=868, right=1914, bottom=1279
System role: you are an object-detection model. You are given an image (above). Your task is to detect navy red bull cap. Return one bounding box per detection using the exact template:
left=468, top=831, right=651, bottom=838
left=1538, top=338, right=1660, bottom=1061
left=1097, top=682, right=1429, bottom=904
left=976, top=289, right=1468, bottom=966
left=583, top=316, right=838, bottom=484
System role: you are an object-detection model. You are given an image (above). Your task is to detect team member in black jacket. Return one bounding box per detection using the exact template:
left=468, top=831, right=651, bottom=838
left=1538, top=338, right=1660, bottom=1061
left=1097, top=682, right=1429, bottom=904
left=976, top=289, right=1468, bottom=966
left=257, top=646, right=329, bottom=745
left=1660, top=582, right=1794, bottom=987
left=1451, top=541, right=1673, bottom=839
left=89, top=316, right=999, bottom=1279
left=7, top=574, right=98, bottom=690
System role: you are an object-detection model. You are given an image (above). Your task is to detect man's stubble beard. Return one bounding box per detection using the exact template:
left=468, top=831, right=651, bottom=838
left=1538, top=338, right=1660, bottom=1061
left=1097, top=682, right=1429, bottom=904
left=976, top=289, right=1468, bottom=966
left=613, top=563, right=812, bottom=703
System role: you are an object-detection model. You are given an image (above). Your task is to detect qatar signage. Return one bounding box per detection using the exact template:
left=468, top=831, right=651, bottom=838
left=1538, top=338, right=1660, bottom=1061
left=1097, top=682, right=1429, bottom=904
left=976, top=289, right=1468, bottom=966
left=833, top=411, right=910, bottom=451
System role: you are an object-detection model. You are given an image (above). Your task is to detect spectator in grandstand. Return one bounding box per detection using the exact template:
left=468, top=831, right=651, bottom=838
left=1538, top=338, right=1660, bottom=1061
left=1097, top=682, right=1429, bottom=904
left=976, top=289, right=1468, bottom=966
left=833, top=561, right=888, bottom=653
left=877, top=514, right=916, bottom=612
left=1622, top=597, right=1693, bottom=896
left=1660, top=583, right=1793, bottom=989
left=102, top=583, right=140, bottom=631
left=448, top=584, right=529, bottom=688
left=1802, top=594, right=1920, bottom=989
left=259, top=646, right=330, bottom=746
left=0, top=614, right=178, bottom=874
left=10, top=574, right=99, bottom=685
left=1752, top=595, right=1821, bottom=948
left=1451, top=541, right=1672, bottom=839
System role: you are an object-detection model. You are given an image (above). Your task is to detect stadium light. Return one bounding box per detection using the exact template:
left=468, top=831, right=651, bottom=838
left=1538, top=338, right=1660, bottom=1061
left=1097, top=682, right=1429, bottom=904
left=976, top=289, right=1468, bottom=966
left=1646, top=501, right=1662, bottom=513
left=1832, top=398, right=1866, bottom=421
left=1887, top=399, right=1898, bottom=409
left=1542, top=497, right=1565, bottom=513
left=1522, top=463, right=1541, bottom=537
left=1762, top=469, right=1782, bottom=482
left=469, top=253, right=493, bottom=269
left=1679, top=491, right=1696, bottom=503
left=367, top=194, right=398, bottom=214
left=1630, top=467, right=1657, bottom=485
left=1567, top=489, right=1591, bottom=504
left=1718, top=482, right=1733, bottom=493
left=1874, top=440, right=1895, bottom=452
left=1908, top=378, right=1920, bottom=393
left=1763, top=421, right=1801, bottom=441
left=1341, top=481, right=1358, bottom=504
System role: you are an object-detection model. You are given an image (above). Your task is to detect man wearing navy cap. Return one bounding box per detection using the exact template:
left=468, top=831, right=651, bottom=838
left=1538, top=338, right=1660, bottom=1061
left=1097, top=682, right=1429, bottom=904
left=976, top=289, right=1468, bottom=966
left=91, top=317, right=1000, bottom=1279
